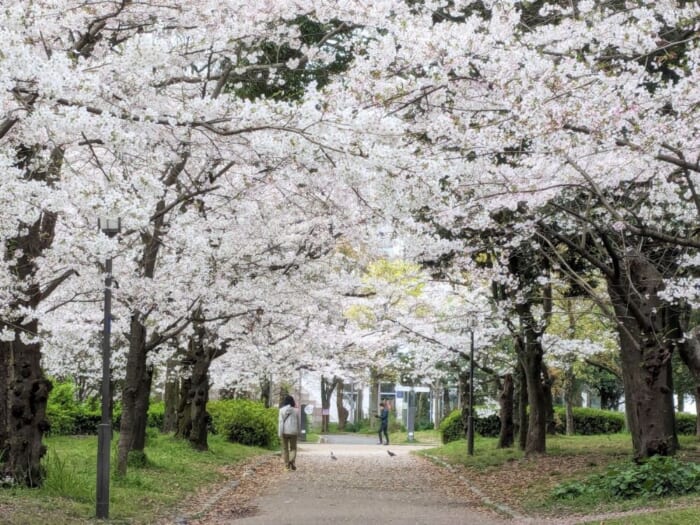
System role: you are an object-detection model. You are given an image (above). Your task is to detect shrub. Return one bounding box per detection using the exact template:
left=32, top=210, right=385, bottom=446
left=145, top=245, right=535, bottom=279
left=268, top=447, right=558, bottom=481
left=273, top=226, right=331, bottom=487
left=553, top=456, right=700, bottom=500
left=553, top=407, right=625, bottom=435
left=676, top=412, right=697, bottom=435
left=208, top=399, right=278, bottom=449
left=46, top=379, right=158, bottom=436
left=474, top=414, right=500, bottom=438
left=148, top=402, right=165, bottom=431
left=439, top=409, right=503, bottom=443
left=439, top=409, right=464, bottom=444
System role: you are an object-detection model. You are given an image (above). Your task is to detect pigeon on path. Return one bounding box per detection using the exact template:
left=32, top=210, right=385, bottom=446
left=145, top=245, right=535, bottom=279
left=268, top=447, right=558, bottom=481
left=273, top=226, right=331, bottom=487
left=387, top=450, right=396, bottom=457
left=330, top=451, right=337, bottom=460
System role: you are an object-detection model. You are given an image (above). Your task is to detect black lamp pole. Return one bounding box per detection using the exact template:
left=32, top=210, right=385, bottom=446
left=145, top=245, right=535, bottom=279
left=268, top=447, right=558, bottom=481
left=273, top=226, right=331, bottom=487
left=97, top=218, right=119, bottom=519
left=467, top=329, right=475, bottom=456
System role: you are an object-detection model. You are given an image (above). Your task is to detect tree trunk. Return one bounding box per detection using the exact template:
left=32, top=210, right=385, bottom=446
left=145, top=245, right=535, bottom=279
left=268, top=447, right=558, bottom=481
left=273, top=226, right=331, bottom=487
left=606, top=254, right=678, bottom=459
left=515, top=320, right=547, bottom=456
left=696, top=389, right=700, bottom=437
left=356, top=386, right=364, bottom=421
left=1, top=151, right=61, bottom=486
left=458, top=369, right=469, bottom=439
left=1, top=329, right=52, bottom=486
left=443, top=383, right=451, bottom=418
left=369, top=368, right=379, bottom=429
left=162, top=360, right=179, bottom=433
left=497, top=373, right=514, bottom=448
left=0, top=338, right=8, bottom=462
left=176, top=377, right=193, bottom=439
left=117, top=316, right=150, bottom=475
left=320, top=376, right=338, bottom=433
left=678, top=327, right=700, bottom=437
left=564, top=365, right=576, bottom=436
left=131, top=364, right=154, bottom=455
left=519, top=342, right=547, bottom=455
left=515, top=361, right=528, bottom=451
left=542, top=365, right=556, bottom=435
left=260, top=375, right=272, bottom=408
left=676, top=390, right=685, bottom=413
left=336, top=378, right=348, bottom=431
left=186, top=319, right=223, bottom=451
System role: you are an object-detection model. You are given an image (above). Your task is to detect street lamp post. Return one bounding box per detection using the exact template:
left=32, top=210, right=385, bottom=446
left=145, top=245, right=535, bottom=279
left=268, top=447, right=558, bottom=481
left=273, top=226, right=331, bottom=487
left=96, top=217, right=120, bottom=520
left=467, top=329, right=475, bottom=456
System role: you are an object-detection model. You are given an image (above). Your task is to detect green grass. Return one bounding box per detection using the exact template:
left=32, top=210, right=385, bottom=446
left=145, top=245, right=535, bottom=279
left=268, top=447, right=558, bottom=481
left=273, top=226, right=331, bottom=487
left=587, top=507, right=700, bottom=525
left=0, top=432, right=268, bottom=524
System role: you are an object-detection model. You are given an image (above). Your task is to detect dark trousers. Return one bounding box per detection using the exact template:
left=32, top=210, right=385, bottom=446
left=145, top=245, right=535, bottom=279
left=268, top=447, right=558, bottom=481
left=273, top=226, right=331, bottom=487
left=378, top=425, right=389, bottom=444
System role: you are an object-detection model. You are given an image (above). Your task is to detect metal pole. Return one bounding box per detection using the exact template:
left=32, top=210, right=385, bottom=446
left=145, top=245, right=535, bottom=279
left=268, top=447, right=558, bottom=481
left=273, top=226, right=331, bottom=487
left=96, top=257, right=112, bottom=519
left=467, top=329, right=475, bottom=456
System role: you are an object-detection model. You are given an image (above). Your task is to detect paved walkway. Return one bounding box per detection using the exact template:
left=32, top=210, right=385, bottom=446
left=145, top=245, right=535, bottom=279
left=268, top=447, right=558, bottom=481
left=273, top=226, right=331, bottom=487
left=230, top=441, right=513, bottom=525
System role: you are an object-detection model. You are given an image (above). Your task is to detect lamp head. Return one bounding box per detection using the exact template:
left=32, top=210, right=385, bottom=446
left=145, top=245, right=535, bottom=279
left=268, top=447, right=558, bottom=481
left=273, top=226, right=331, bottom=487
left=98, top=217, right=121, bottom=238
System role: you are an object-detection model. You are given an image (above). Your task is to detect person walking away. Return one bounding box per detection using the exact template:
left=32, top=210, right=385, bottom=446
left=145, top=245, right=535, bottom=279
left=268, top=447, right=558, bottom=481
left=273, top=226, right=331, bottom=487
left=279, top=395, right=299, bottom=470
left=376, top=402, right=389, bottom=445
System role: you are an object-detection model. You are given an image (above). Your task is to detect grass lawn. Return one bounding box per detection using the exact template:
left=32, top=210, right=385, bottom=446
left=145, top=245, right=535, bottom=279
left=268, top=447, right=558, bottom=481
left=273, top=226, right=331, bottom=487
left=421, top=433, right=700, bottom=523
left=585, top=507, right=700, bottom=525
left=0, top=431, right=269, bottom=525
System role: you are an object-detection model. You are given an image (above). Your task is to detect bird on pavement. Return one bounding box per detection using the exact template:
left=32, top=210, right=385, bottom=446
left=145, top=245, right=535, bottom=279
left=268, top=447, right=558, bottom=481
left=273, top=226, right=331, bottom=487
left=330, top=451, right=337, bottom=460
left=387, top=450, right=396, bottom=457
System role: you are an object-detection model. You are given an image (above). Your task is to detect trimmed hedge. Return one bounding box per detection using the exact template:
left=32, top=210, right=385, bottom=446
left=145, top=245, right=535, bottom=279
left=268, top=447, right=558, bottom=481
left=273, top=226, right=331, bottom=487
left=439, top=406, right=700, bottom=443
left=554, top=407, right=625, bottom=435
left=439, top=409, right=501, bottom=444
left=208, top=399, right=278, bottom=449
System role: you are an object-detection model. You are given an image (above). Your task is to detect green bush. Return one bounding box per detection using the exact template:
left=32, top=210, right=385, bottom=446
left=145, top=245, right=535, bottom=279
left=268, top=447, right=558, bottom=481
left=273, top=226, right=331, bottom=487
left=439, top=409, right=502, bottom=443
left=553, top=456, right=700, bottom=500
left=439, top=410, right=463, bottom=444
left=46, top=379, right=157, bottom=436
left=553, top=407, right=625, bottom=435
left=208, top=399, right=278, bottom=449
left=676, top=413, right=697, bottom=435
left=148, top=401, right=165, bottom=430
left=474, top=414, right=500, bottom=437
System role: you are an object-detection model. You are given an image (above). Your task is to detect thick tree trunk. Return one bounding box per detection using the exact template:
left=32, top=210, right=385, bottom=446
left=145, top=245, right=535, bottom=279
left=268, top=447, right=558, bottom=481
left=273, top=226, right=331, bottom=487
left=1, top=160, right=60, bottom=485
left=117, top=316, right=150, bottom=475
left=497, top=373, right=514, bottom=448
left=606, top=255, right=678, bottom=459
left=515, top=319, right=547, bottom=456
left=520, top=342, right=547, bottom=455
left=1, top=329, right=52, bottom=486
left=186, top=321, right=222, bottom=451
left=176, top=377, right=193, bottom=439
left=131, top=364, right=154, bottom=455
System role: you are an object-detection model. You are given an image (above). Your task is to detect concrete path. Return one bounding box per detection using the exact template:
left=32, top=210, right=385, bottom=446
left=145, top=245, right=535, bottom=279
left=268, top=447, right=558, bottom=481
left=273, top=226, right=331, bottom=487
left=231, top=442, right=513, bottom=525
